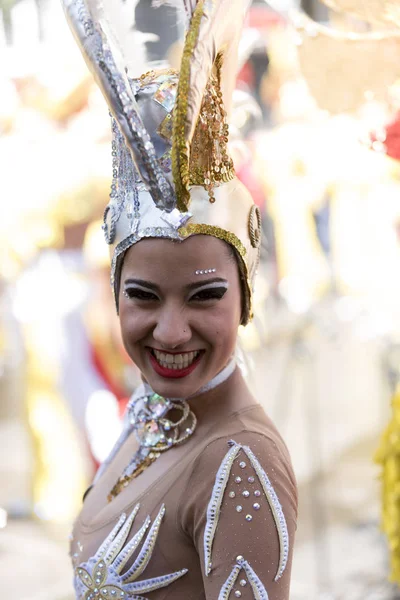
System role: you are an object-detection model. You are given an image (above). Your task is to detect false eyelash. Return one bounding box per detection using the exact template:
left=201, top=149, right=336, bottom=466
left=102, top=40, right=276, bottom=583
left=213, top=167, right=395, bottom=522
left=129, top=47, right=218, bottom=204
left=190, top=287, right=228, bottom=301
left=124, top=288, right=159, bottom=301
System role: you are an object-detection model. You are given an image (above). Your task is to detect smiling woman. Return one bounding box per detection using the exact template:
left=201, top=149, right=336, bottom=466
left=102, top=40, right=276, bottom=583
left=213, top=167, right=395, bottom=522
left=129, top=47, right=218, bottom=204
left=62, top=0, right=297, bottom=599
left=119, top=236, right=241, bottom=399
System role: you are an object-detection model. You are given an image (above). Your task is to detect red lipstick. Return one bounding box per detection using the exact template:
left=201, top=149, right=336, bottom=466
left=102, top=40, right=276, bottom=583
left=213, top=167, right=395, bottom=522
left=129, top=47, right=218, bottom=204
left=148, top=350, right=203, bottom=379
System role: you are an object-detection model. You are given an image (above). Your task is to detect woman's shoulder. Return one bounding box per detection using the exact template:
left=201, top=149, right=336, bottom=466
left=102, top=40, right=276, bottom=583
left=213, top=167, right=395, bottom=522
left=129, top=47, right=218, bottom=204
left=194, top=406, right=296, bottom=488
left=182, top=422, right=298, bottom=522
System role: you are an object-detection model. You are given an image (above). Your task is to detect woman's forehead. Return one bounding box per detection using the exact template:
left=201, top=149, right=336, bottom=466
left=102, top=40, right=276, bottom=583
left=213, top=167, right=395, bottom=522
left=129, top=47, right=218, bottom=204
left=122, top=235, right=233, bottom=274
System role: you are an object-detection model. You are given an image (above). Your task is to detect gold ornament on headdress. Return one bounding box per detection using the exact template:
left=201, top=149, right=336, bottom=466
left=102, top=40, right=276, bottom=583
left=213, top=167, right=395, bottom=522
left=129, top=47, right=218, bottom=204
left=62, top=0, right=259, bottom=324
left=172, top=1, right=235, bottom=209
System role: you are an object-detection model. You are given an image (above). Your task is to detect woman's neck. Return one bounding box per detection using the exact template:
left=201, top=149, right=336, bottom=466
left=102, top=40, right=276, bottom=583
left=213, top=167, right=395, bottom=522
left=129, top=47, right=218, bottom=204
left=187, top=364, right=256, bottom=422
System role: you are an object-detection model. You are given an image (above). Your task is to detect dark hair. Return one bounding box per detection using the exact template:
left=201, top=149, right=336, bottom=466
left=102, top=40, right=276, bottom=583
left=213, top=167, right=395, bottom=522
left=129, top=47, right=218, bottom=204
left=227, top=243, right=250, bottom=326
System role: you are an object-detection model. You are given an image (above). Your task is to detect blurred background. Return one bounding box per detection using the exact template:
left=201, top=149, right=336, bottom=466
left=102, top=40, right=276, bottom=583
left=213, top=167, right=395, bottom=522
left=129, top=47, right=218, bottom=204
left=3, top=0, right=400, bottom=598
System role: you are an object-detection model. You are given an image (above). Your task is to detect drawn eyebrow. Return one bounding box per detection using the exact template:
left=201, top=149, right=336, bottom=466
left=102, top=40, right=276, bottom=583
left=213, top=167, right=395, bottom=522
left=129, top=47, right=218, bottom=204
left=123, top=277, right=229, bottom=295
left=187, top=281, right=229, bottom=296
left=185, top=277, right=228, bottom=292
left=124, top=279, right=160, bottom=292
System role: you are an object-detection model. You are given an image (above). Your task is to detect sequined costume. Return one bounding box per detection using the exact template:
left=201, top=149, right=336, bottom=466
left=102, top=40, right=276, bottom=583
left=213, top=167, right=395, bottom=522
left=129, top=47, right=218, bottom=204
left=70, top=367, right=297, bottom=599
left=62, top=0, right=297, bottom=597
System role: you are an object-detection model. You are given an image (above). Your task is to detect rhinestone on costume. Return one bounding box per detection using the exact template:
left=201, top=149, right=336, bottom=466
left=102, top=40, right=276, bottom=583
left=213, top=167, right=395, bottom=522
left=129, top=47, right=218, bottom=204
left=234, top=592, right=242, bottom=598
left=242, top=490, right=250, bottom=498
left=229, top=491, right=236, bottom=498
left=254, top=490, right=261, bottom=497
left=240, top=579, right=247, bottom=586
left=236, top=505, right=243, bottom=513
left=239, top=461, right=246, bottom=469
left=235, top=477, right=242, bottom=484
left=248, top=476, right=255, bottom=483
left=253, top=503, right=261, bottom=510
left=236, top=555, right=244, bottom=562
left=245, top=514, right=253, bottom=522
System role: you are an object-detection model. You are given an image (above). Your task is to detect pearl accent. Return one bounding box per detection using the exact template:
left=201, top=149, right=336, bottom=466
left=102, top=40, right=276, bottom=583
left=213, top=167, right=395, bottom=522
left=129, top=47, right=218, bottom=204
left=195, top=268, right=217, bottom=275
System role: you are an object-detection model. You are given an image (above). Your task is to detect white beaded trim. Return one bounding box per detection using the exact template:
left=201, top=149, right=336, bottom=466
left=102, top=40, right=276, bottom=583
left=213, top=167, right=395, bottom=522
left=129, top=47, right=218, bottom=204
left=218, top=556, right=269, bottom=600
left=241, top=444, right=289, bottom=580
left=203, top=440, right=289, bottom=581
left=74, top=504, right=187, bottom=598
left=204, top=443, right=242, bottom=575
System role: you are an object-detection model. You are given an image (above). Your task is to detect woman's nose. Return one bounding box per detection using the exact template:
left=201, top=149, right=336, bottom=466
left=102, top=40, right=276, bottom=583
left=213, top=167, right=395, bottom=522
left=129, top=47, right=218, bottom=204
left=152, top=305, right=191, bottom=349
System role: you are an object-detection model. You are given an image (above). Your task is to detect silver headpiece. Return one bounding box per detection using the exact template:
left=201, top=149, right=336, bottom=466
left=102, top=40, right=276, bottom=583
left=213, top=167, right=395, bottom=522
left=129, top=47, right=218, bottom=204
left=62, top=0, right=261, bottom=323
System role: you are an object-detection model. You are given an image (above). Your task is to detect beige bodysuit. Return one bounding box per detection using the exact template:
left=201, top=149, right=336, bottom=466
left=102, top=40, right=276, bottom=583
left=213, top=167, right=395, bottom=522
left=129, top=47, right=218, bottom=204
left=70, top=367, right=298, bottom=599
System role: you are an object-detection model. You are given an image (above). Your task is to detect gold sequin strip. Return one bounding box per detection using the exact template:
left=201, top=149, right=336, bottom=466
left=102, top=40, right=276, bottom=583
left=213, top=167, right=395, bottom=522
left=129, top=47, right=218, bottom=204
left=172, top=0, right=235, bottom=210
left=108, top=451, right=159, bottom=502
left=172, top=0, right=205, bottom=211
left=178, top=224, right=247, bottom=260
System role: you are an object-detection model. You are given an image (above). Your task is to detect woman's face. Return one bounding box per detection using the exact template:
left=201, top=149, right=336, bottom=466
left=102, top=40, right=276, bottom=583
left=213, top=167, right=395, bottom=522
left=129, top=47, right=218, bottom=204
left=119, top=235, right=242, bottom=398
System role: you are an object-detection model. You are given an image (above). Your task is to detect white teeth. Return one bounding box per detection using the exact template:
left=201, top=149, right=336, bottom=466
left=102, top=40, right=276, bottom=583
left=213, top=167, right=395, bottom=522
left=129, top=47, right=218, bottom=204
left=152, top=349, right=201, bottom=369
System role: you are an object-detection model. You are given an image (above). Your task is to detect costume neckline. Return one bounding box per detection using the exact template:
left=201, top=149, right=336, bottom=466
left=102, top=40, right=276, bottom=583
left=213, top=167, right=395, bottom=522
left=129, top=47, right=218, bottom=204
left=94, top=359, right=236, bottom=486
left=134, top=357, right=236, bottom=406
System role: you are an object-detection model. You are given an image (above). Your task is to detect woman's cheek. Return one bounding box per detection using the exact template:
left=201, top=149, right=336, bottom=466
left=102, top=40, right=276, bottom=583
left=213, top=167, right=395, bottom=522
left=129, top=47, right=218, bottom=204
left=120, top=311, right=148, bottom=347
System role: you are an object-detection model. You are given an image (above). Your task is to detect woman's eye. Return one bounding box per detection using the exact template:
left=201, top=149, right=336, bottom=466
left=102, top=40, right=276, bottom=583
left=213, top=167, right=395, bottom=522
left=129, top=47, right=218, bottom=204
left=190, top=287, right=227, bottom=301
left=124, top=289, right=158, bottom=301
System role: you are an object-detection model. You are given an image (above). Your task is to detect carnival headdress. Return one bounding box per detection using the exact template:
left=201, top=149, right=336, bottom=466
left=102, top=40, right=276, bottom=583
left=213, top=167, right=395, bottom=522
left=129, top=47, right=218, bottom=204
left=62, top=0, right=261, bottom=324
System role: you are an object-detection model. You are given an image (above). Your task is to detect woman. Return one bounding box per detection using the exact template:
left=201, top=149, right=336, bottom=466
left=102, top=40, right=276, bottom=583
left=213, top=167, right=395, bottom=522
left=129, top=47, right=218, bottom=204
left=63, top=0, right=297, bottom=598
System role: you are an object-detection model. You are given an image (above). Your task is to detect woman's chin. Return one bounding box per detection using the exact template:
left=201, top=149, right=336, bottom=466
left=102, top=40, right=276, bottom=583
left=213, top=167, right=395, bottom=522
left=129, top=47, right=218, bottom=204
left=145, top=373, right=204, bottom=399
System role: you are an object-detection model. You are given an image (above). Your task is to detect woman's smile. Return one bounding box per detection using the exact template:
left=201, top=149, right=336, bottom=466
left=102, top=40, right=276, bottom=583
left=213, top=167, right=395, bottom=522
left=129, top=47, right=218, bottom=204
left=148, top=348, right=205, bottom=379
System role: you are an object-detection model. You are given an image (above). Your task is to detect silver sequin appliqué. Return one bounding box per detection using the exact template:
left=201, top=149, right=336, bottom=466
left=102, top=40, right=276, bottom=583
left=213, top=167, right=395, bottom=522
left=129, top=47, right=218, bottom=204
left=203, top=440, right=289, bottom=581
left=74, top=504, right=187, bottom=599
left=218, top=556, right=269, bottom=600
